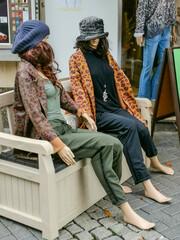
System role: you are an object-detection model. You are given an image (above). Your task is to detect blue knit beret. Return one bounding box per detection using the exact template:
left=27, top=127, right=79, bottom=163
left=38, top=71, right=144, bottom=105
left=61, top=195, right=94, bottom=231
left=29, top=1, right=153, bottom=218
left=11, top=20, right=50, bottom=54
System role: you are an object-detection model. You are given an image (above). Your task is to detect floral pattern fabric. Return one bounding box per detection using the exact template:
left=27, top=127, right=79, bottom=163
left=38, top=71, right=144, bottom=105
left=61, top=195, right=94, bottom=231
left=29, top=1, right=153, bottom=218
left=13, top=59, right=80, bottom=151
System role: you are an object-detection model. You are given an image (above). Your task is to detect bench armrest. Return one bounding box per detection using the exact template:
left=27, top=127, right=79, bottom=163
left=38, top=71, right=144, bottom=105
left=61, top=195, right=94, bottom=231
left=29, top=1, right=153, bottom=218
left=135, top=97, right=152, bottom=133
left=0, top=132, right=54, bottom=156
left=135, top=97, right=152, bottom=108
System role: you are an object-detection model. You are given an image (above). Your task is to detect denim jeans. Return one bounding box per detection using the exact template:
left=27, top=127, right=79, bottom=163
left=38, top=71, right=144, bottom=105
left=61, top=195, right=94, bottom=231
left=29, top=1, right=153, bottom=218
left=138, top=27, right=171, bottom=100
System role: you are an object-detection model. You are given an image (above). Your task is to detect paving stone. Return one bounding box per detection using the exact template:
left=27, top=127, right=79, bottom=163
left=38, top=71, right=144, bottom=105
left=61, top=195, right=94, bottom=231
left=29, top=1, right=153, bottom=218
left=99, top=217, right=118, bottom=229
left=136, top=209, right=159, bottom=223
left=74, top=212, right=91, bottom=225
left=131, top=183, right=144, bottom=192
left=21, top=236, right=38, bottom=240
left=126, top=192, right=140, bottom=202
left=104, top=205, right=121, bottom=218
left=126, top=224, right=141, bottom=233
left=86, top=205, right=101, bottom=213
left=64, top=221, right=74, bottom=228
left=96, top=199, right=113, bottom=209
left=121, top=231, right=142, bottom=240
left=58, top=229, right=72, bottom=240
left=113, top=211, right=124, bottom=223
left=104, top=236, right=122, bottom=240
left=141, top=230, right=163, bottom=240
left=161, top=186, right=180, bottom=197
left=152, top=211, right=180, bottom=227
left=109, top=224, right=130, bottom=236
left=127, top=199, right=149, bottom=210
left=91, top=226, right=112, bottom=240
left=88, top=208, right=107, bottom=220
left=66, top=223, right=83, bottom=235
left=141, top=202, right=169, bottom=214
left=153, top=221, right=169, bottom=233
left=28, top=228, right=43, bottom=240
left=7, top=223, right=33, bottom=239
left=171, top=193, right=180, bottom=204
left=157, top=237, right=169, bottom=240
left=173, top=212, right=180, bottom=221
left=0, top=222, right=11, bottom=238
left=150, top=180, right=169, bottom=192
left=75, top=231, right=94, bottom=240
left=0, top=235, right=17, bottom=240
left=78, top=219, right=100, bottom=231
left=125, top=177, right=135, bottom=186
left=162, top=202, right=180, bottom=216
left=171, top=176, right=180, bottom=185
left=161, top=223, right=180, bottom=240
left=154, top=176, right=179, bottom=188
left=0, top=218, right=14, bottom=228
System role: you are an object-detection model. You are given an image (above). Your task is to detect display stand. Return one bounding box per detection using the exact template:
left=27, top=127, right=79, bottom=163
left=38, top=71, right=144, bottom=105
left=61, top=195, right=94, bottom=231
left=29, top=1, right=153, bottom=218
left=151, top=47, right=180, bottom=141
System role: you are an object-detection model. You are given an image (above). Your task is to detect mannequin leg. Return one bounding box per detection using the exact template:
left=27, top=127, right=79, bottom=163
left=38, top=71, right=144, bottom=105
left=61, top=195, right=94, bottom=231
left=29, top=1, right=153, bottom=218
left=120, top=202, right=155, bottom=230
left=150, top=156, right=174, bottom=175
left=143, top=179, right=171, bottom=203
left=121, top=185, right=132, bottom=193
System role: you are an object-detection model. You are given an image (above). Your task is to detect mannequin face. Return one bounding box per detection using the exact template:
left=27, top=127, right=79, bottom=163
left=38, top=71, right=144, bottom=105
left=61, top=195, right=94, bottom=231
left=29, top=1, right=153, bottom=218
left=43, top=35, right=49, bottom=42
left=89, top=38, right=100, bottom=49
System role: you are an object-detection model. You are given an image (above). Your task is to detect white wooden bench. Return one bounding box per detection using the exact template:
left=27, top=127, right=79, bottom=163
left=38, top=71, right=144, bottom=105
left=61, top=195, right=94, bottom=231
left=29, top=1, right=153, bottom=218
left=0, top=79, right=152, bottom=240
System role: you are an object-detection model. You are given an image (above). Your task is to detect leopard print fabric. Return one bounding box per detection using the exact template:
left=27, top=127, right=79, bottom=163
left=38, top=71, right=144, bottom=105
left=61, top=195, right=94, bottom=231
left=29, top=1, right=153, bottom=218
left=69, top=49, right=147, bottom=128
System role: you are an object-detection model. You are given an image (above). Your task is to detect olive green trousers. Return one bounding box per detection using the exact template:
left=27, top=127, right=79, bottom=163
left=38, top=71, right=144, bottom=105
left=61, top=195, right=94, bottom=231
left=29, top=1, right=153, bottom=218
left=50, top=119, right=127, bottom=206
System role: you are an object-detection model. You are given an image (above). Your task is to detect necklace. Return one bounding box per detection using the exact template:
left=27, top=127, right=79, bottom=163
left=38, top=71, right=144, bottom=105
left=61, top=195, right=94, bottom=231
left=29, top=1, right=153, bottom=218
left=103, top=85, right=108, bottom=102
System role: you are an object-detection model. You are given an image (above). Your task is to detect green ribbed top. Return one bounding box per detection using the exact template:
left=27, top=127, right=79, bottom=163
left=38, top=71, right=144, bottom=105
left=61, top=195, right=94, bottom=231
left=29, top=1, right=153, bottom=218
left=44, top=80, right=66, bottom=122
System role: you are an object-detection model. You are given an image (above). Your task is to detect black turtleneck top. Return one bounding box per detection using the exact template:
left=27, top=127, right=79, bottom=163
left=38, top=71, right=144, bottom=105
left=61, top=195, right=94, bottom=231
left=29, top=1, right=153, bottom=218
left=83, top=49, right=122, bottom=113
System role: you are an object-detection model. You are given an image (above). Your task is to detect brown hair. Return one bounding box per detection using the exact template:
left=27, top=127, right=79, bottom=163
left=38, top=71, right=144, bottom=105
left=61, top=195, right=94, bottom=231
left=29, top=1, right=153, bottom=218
left=19, top=41, right=60, bottom=84
left=74, top=38, right=109, bottom=57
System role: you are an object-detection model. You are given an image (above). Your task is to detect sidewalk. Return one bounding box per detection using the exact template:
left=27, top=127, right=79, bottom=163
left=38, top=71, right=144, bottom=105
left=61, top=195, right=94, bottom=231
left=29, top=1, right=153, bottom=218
left=0, top=131, right=180, bottom=240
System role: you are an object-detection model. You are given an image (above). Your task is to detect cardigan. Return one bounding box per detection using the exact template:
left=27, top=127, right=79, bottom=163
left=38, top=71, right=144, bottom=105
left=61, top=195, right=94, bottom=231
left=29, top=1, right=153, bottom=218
left=69, top=49, right=146, bottom=128
left=13, top=59, right=84, bottom=153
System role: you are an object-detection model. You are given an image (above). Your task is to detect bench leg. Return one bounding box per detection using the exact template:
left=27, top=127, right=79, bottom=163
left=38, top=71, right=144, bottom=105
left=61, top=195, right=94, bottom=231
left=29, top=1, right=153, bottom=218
left=39, top=155, right=59, bottom=240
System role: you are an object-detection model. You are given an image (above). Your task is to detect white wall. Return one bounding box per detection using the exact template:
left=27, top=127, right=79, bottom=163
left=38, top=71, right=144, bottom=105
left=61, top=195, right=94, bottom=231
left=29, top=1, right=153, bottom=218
left=45, top=0, right=120, bottom=78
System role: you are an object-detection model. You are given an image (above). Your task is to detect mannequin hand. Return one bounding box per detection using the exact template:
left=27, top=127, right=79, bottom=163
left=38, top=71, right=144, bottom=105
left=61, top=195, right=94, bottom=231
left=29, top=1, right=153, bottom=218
left=81, top=113, right=97, bottom=131
left=136, top=36, right=143, bottom=47
left=57, top=146, right=76, bottom=165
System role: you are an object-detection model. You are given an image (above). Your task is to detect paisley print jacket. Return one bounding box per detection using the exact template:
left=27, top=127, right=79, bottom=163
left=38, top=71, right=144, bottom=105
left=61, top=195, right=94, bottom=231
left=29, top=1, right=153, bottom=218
left=69, top=49, right=146, bottom=128
left=14, top=59, right=83, bottom=153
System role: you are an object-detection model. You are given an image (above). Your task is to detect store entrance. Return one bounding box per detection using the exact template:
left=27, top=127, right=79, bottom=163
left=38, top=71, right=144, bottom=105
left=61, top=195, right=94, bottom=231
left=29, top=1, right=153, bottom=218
left=121, top=0, right=142, bottom=96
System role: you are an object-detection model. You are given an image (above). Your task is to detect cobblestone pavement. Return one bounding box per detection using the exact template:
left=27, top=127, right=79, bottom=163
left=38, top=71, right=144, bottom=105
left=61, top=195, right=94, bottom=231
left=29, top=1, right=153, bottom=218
left=0, top=131, right=180, bottom=240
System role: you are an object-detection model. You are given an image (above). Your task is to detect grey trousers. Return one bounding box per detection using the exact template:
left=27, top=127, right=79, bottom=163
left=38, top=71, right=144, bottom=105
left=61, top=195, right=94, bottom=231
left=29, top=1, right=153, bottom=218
left=49, top=119, right=127, bottom=206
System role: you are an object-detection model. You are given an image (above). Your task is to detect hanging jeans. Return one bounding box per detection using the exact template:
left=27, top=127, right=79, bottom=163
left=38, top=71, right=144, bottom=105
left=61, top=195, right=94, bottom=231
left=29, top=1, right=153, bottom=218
left=138, top=27, right=171, bottom=100
left=49, top=119, right=127, bottom=206
left=96, top=109, right=158, bottom=184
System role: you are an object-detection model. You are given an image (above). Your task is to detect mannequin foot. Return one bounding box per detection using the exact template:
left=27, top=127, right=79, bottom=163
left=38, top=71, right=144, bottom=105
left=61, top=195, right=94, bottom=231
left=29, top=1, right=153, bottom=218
left=121, top=185, right=132, bottom=194
left=144, top=184, right=171, bottom=203
left=120, top=202, right=155, bottom=230
left=150, top=162, right=174, bottom=175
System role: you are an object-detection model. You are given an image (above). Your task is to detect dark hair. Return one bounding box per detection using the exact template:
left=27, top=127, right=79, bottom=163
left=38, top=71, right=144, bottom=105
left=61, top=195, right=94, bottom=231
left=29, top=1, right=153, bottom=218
left=19, top=41, right=61, bottom=84
left=74, top=38, right=109, bottom=57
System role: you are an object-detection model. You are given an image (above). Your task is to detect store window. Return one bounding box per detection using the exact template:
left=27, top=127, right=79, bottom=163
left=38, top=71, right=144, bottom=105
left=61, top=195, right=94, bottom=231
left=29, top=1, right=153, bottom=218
left=121, top=0, right=142, bottom=96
